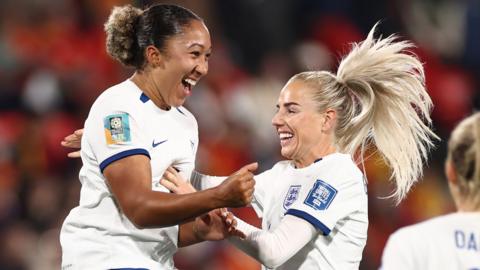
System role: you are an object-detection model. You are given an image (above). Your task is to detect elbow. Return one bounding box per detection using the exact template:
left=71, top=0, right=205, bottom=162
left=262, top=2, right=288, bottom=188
left=258, top=244, right=286, bottom=268
left=123, top=199, right=150, bottom=229
left=121, top=196, right=163, bottom=229
left=261, top=256, right=284, bottom=269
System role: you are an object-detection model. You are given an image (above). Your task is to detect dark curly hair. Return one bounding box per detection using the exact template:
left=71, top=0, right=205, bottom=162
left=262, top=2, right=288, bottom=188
left=104, top=4, right=202, bottom=69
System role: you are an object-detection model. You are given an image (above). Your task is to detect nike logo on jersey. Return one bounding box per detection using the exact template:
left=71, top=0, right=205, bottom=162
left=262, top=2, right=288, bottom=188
left=152, top=139, right=168, bottom=148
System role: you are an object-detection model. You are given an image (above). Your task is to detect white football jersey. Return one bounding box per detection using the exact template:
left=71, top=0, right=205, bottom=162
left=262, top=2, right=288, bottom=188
left=251, top=153, right=368, bottom=270
left=60, top=79, right=198, bottom=270
left=380, top=212, right=480, bottom=270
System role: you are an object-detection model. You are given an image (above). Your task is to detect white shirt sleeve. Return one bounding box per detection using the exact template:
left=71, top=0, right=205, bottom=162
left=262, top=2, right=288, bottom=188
left=380, top=229, right=416, bottom=270
left=229, top=215, right=317, bottom=269
left=286, top=176, right=364, bottom=235
left=189, top=171, right=226, bottom=190
left=84, top=99, right=150, bottom=173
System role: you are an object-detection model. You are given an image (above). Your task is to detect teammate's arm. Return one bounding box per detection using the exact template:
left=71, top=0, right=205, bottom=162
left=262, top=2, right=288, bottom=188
left=228, top=215, right=317, bottom=268
left=104, top=155, right=257, bottom=228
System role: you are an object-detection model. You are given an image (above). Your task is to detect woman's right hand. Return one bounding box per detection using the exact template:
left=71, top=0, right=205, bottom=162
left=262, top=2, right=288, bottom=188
left=215, top=162, right=257, bottom=207
left=61, top=129, right=84, bottom=158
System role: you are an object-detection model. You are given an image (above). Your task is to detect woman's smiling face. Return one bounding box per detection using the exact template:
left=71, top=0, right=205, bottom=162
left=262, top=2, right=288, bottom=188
left=272, top=79, right=332, bottom=166
left=151, top=19, right=211, bottom=107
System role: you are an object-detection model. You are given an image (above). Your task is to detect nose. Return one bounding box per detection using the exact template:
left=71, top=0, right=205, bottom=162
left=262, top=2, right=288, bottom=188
left=271, top=110, right=283, bottom=128
left=195, top=58, right=209, bottom=76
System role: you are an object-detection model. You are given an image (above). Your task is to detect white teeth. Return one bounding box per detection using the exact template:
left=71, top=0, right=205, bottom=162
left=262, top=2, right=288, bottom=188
left=184, top=78, right=197, bottom=86
left=279, top=133, right=293, bottom=139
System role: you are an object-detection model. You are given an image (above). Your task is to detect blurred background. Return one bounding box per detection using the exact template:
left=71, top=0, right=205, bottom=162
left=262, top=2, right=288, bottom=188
left=0, top=0, right=479, bottom=269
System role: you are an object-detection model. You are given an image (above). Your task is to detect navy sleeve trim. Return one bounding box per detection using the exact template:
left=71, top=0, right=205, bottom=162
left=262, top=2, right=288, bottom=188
left=99, top=148, right=150, bottom=173
left=285, top=209, right=331, bottom=235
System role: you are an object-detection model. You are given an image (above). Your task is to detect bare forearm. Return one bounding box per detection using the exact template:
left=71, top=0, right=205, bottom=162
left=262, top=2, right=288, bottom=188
left=129, top=188, right=225, bottom=228
left=178, top=221, right=202, bottom=247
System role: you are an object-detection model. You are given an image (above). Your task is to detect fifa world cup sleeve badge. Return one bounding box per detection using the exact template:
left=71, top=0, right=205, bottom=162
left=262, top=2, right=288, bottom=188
left=304, top=179, right=337, bottom=211
left=104, top=113, right=132, bottom=145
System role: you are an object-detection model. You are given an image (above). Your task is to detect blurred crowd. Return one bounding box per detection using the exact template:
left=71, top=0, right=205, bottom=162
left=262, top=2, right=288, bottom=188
left=0, top=0, right=478, bottom=269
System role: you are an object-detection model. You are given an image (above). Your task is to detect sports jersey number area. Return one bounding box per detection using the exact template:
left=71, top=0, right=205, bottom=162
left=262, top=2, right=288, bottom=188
left=304, top=179, right=337, bottom=211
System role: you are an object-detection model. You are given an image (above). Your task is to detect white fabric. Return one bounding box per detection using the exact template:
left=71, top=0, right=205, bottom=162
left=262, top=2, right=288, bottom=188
left=230, top=215, right=317, bottom=269
left=380, top=212, right=480, bottom=270
left=60, top=79, right=199, bottom=270
left=252, top=153, right=368, bottom=270
left=195, top=153, right=368, bottom=269
left=190, top=171, right=225, bottom=191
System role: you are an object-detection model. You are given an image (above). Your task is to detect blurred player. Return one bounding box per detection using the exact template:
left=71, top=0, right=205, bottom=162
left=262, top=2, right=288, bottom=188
left=380, top=113, right=480, bottom=270
left=60, top=4, right=255, bottom=270
left=161, top=24, right=438, bottom=269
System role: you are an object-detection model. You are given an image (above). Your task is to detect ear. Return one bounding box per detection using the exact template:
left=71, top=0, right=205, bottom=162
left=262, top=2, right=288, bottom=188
left=322, top=109, right=337, bottom=132
left=145, top=45, right=162, bottom=67
left=445, top=158, right=458, bottom=186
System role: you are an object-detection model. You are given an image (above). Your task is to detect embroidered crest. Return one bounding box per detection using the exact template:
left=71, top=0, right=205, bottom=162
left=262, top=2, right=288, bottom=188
left=304, top=179, right=337, bottom=211
left=104, top=113, right=131, bottom=145
left=283, top=185, right=301, bottom=210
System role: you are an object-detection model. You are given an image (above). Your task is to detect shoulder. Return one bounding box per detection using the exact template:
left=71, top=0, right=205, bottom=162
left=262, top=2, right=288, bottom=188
left=324, top=153, right=363, bottom=178
left=91, top=80, right=143, bottom=114
left=174, top=106, right=198, bottom=126
left=314, top=153, right=364, bottom=191
left=389, top=214, right=457, bottom=242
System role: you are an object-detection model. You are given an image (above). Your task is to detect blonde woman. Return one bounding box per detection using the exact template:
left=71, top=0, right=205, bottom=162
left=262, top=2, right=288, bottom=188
left=381, top=113, right=480, bottom=270
left=157, top=24, right=438, bottom=270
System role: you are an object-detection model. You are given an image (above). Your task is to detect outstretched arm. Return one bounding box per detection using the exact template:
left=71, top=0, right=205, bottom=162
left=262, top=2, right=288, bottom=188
left=104, top=155, right=257, bottom=228
left=228, top=215, right=317, bottom=269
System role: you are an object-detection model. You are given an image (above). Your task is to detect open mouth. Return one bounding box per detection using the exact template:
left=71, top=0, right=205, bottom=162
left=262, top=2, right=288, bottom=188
left=279, top=132, right=294, bottom=147
left=181, top=78, right=197, bottom=96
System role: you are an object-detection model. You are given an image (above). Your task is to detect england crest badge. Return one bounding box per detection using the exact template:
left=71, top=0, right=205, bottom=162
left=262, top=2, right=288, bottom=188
left=283, top=185, right=301, bottom=210
left=304, top=179, right=337, bottom=211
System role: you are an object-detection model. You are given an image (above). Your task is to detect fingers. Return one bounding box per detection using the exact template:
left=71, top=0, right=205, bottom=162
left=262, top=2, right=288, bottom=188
left=61, top=129, right=83, bottom=149
left=67, top=151, right=81, bottom=158
left=220, top=211, right=246, bottom=239
left=74, top=129, right=84, bottom=136
left=244, top=162, right=258, bottom=172
left=159, top=178, right=178, bottom=193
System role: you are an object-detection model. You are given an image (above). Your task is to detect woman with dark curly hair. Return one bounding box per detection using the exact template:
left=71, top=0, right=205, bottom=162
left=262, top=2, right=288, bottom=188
left=60, top=4, right=256, bottom=270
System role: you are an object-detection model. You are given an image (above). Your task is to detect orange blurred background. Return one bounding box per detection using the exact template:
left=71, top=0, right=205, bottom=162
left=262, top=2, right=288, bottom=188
left=0, top=0, right=478, bottom=269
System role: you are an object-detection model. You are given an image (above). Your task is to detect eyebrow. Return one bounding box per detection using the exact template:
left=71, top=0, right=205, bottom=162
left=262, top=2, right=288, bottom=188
left=276, top=102, right=300, bottom=108
left=188, top=43, right=212, bottom=51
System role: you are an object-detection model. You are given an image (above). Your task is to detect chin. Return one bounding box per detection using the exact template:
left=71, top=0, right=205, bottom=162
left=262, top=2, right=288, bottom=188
left=280, top=148, right=293, bottom=160
left=173, top=99, right=186, bottom=107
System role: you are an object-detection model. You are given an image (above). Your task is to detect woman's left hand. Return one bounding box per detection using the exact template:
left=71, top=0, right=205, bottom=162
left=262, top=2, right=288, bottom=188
left=160, top=166, right=197, bottom=194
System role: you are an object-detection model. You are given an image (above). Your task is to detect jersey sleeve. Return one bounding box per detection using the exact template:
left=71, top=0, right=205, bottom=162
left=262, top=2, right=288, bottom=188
left=84, top=99, right=150, bottom=173
left=285, top=175, right=364, bottom=235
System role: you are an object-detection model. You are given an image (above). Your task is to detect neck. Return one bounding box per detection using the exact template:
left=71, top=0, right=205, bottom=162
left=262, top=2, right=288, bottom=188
left=451, top=184, right=480, bottom=212
left=131, top=71, right=170, bottom=110
left=294, top=144, right=337, bottom=168
left=455, top=196, right=480, bottom=212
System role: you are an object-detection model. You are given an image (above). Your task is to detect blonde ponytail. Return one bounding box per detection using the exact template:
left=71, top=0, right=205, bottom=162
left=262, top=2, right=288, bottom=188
left=291, top=23, right=438, bottom=203
left=336, top=23, right=438, bottom=202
